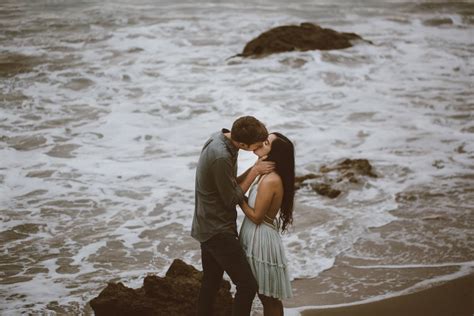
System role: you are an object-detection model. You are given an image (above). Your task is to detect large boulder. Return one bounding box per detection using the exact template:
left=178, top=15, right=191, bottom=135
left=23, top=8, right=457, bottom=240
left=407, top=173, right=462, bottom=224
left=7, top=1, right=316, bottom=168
left=90, top=259, right=233, bottom=316
left=238, top=22, right=370, bottom=58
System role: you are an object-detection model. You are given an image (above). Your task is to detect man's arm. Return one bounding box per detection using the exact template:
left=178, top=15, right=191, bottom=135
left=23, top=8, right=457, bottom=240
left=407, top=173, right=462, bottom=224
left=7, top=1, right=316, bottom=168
left=236, top=167, right=253, bottom=185
left=212, top=158, right=245, bottom=209
left=237, top=156, right=275, bottom=194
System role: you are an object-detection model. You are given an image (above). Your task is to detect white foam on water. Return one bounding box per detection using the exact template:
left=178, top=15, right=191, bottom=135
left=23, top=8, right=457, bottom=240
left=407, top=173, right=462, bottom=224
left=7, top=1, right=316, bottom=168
left=1, top=0, right=473, bottom=313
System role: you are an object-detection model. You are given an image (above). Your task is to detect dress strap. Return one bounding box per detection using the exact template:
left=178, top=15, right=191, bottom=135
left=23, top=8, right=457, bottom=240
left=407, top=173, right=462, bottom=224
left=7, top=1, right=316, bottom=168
left=264, top=214, right=275, bottom=222
left=263, top=214, right=278, bottom=230
left=257, top=174, right=269, bottom=184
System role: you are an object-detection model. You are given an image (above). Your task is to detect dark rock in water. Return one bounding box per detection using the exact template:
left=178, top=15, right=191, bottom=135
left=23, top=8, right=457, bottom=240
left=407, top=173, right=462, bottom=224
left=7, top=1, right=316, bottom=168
left=294, top=173, right=320, bottom=190
left=90, top=259, right=233, bottom=316
left=310, top=183, right=342, bottom=199
left=321, top=159, right=378, bottom=178
left=238, top=22, right=370, bottom=58
left=295, top=159, right=377, bottom=198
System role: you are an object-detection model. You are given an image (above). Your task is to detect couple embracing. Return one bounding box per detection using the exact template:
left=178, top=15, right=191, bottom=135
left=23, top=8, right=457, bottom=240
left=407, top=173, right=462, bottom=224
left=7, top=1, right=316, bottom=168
left=191, top=116, right=295, bottom=316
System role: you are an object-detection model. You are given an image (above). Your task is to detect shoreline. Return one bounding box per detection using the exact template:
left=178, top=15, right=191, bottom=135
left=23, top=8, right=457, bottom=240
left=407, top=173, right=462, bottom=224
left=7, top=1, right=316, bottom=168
left=284, top=273, right=474, bottom=316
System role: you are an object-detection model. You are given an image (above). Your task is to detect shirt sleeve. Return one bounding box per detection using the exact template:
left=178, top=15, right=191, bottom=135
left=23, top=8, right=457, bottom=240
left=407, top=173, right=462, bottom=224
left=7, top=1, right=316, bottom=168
left=212, top=157, right=244, bottom=208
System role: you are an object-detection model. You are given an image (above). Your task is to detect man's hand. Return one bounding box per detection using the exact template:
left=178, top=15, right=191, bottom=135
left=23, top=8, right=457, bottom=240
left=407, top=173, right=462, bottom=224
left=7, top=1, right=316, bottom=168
left=252, top=155, right=275, bottom=175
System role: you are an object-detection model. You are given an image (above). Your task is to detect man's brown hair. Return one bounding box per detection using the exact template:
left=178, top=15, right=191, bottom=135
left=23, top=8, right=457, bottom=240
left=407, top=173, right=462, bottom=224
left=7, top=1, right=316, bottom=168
left=231, top=116, right=268, bottom=145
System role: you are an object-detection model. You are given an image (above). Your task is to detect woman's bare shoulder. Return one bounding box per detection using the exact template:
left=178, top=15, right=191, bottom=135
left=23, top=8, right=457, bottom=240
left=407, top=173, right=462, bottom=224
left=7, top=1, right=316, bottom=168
left=260, top=172, right=283, bottom=188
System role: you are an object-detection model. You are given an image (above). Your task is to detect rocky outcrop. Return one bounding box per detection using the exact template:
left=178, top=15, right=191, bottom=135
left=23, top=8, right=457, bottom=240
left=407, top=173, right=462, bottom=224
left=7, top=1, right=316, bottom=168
left=319, top=158, right=377, bottom=178
left=90, top=259, right=232, bottom=316
left=295, top=159, right=378, bottom=198
left=237, top=22, right=371, bottom=58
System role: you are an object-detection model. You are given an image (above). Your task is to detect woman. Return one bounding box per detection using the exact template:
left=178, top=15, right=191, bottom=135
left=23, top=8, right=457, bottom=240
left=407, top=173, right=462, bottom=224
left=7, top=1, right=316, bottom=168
left=239, top=132, right=295, bottom=316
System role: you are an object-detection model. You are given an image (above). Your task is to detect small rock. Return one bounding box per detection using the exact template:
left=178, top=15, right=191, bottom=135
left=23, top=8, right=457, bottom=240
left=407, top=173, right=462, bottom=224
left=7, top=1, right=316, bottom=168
left=310, top=183, right=341, bottom=198
left=423, top=17, right=453, bottom=26
left=321, top=159, right=377, bottom=178
left=295, top=173, right=321, bottom=182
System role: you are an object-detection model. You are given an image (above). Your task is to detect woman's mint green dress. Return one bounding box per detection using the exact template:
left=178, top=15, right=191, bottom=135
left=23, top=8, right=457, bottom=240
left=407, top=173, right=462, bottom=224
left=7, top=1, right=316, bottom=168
left=239, top=181, right=293, bottom=300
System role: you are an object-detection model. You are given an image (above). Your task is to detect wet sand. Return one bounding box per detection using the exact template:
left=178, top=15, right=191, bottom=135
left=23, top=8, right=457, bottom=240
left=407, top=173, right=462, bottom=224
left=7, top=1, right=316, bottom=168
left=281, top=195, right=474, bottom=316
left=289, top=273, right=474, bottom=316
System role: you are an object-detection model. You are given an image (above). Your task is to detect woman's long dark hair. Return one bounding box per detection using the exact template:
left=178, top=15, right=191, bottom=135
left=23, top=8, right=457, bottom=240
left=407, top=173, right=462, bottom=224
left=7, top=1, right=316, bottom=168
left=265, top=132, right=295, bottom=232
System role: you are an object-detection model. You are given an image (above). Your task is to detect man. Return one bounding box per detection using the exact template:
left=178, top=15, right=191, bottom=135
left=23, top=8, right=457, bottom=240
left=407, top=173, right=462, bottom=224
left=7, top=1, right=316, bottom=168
left=191, top=116, right=274, bottom=316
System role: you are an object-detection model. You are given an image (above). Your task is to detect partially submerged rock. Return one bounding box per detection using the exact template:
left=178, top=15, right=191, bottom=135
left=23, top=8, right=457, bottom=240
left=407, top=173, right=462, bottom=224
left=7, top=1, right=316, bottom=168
left=238, top=22, right=370, bottom=58
left=320, top=158, right=378, bottom=179
left=296, top=159, right=378, bottom=198
left=90, top=259, right=232, bottom=316
left=310, top=183, right=342, bottom=199
left=295, top=173, right=320, bottom=191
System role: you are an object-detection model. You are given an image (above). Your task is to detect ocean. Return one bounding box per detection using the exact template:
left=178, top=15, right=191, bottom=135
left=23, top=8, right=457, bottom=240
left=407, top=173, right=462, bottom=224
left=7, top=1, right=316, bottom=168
left=1, top=0, right=473, bottom=314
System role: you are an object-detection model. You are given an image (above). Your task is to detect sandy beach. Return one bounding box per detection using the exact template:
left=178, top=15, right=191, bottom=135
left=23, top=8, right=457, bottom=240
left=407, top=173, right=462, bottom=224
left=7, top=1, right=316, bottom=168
left=289, top=273, right=474, bottom=316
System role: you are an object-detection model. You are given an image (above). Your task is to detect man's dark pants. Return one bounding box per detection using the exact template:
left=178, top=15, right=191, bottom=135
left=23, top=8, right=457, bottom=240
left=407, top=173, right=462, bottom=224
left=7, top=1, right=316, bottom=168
left=197, top=232, right=258, bottom=316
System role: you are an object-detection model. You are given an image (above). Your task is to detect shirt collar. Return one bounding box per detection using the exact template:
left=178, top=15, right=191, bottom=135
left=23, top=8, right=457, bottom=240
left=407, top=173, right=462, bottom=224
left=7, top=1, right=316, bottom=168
left=220, top=128, right=239, bottom=156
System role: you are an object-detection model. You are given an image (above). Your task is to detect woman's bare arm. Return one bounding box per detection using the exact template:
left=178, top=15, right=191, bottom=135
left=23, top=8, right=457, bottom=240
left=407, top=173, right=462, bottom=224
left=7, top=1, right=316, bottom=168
left=239, top=175, right=280, bottom=224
